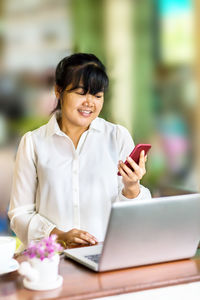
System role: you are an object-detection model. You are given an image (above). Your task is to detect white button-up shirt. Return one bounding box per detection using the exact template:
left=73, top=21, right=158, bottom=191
left=8, top=113, right=151, bottom=249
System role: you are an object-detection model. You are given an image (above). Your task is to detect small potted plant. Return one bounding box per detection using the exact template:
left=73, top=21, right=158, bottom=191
left=18, top=235, right=63, bottom=290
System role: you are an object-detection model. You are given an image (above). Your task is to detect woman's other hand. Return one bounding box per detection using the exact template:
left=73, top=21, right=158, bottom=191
left=50, top=227, right=98, bottom=248
left=118, top=150, right=147, bottom=199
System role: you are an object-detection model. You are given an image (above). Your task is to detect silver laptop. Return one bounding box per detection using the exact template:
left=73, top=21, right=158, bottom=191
left=64, top=193, right=200, bottom=272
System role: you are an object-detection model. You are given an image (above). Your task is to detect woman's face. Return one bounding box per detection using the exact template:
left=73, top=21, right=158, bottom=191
left=56, top=84, right=104, bottom=130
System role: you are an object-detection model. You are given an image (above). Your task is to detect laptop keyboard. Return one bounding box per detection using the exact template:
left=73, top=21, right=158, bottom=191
left=85, top=254, right=101, bottom=264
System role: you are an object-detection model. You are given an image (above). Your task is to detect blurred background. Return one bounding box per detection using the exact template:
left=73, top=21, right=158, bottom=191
left=0, top=0, right=199, bottom=234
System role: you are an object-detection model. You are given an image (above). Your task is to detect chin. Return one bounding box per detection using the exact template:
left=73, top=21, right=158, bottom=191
left=80, top=116, right=96, bottom=125
left=77, top=119, right=92, bottom=128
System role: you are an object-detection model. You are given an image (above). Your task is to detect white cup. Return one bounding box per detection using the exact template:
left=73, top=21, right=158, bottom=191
left=0, top=236, right=16, bottom=273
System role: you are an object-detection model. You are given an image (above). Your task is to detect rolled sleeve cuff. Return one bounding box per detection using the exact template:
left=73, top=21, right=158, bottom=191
left=28, top=214, right=57, bottom=246
left=119, top=185, right=151, bottom=201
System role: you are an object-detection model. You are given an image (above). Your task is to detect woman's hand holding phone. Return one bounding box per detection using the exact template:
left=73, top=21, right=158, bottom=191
left=118, top=144, right=151, bottom=199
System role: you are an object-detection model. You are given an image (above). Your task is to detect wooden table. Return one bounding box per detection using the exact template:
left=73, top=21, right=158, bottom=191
left=1, top=251, right=200, bottom=300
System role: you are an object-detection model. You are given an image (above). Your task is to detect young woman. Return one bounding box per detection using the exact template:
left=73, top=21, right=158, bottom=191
left=8, top=53, right=151, bottom=250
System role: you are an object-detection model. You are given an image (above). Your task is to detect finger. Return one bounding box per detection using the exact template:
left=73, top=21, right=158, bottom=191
left=119, top=159, right=143, bottom=181
left=121, top=157, right=146, bottom=181
left=87, top=233, right=98, bottom=243
left=133, top=160, right=145, bottom=179
left=81, top=231, right=98, bottom=243
left=139, top=151, right=146, bottom=169
left=117, top=160, right=123, bottom=170
left=73, top=237, right=90, bottom=245
left=126, top=156, right=140, bottom=172
left=135, top=168, right=145, bottom=180
left=118, top=165, right=130, bottom=178
left=139, top=152, right=147, bottom=177
left=79, top=233, right=96, bottom=245
left=119, top=161, right=135, bottom=178
left=126, top=157, right=145, bottom=180
left=118, top=164, right=138, bottom=181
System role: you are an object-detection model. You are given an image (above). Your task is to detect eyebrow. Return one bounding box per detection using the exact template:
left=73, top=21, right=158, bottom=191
left=68, top=85, right=104, bottom=94
left=76, top=88, right=103, bottom=94
left=66, top=85, right=84, bottom=92
left=70, top=85, right=84, bottom=90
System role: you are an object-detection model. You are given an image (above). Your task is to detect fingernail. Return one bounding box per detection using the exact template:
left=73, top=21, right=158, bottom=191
left=91, top=240, right=95, bottom=244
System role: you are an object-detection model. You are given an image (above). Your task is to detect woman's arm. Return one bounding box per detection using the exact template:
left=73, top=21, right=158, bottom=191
left=8, top=132, right=56, bottom=248
left=116, top=125, right=151, bottom=201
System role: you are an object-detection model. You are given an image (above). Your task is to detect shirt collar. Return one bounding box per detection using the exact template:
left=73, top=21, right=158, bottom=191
left=46, top=111, right=62, bottom=137
left=46, top=111, right=103, bottom=137
left=89, top=117, right=104, bottom=132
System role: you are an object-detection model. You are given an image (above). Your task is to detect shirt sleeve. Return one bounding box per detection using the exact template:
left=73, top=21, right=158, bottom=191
left=116, top=125, right=152, bottom=201
left=8, top=132, right=56, bottom=249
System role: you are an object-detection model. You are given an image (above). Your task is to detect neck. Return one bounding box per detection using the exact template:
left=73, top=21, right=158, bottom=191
left=59, top=118, right=89, bottom=149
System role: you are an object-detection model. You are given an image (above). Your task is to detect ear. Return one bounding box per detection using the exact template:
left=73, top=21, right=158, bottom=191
left=54, top=85, right=61, bottom=99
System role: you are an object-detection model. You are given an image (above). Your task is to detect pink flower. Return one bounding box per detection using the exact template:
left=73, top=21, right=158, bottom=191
left=24, top=235, right=63, bottom=261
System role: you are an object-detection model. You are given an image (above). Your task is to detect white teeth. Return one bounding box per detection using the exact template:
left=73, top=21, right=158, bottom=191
left=79, top=110, right=91, bottom=114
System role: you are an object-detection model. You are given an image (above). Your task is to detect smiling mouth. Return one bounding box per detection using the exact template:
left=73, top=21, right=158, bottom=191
left=78, top=109, right=93, bottom=116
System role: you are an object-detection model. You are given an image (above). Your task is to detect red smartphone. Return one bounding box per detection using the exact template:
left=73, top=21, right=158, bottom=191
left=117, top=143, right=152, bottom=176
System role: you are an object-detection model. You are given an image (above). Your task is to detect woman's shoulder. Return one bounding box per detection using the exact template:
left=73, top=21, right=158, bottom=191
left=95, top=117, right=130, bottom=134
left=20, top=122, right=49, bottom=145
left=96, top=118, right=132, bottom=143
left=32, top=123, right=48, bottom=137
left=27, top=124, right=47, bottom=137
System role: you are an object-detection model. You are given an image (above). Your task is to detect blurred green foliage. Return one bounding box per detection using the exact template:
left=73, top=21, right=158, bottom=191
left=9, top=117, right=48, bottom=137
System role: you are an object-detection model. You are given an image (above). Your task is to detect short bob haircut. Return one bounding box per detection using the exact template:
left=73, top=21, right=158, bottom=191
left=54, top=53, right=109, bottom=110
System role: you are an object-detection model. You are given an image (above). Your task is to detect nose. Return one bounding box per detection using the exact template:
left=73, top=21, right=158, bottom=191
left=83, top=93, right=94, bottom=107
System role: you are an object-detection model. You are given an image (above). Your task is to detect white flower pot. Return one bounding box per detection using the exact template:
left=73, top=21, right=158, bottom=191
left=19, top=253, right=63, bottom=290
left=29, top=253, right=60, bottom=283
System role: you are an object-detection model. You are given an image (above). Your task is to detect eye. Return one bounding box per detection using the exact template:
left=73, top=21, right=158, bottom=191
left=95, top=93, right=103, bottom=99
left=75, top=88, right=85, bottom=95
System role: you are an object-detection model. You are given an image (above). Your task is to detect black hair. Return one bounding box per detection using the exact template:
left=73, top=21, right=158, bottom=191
left=54, top=53, right=109, bottom=110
